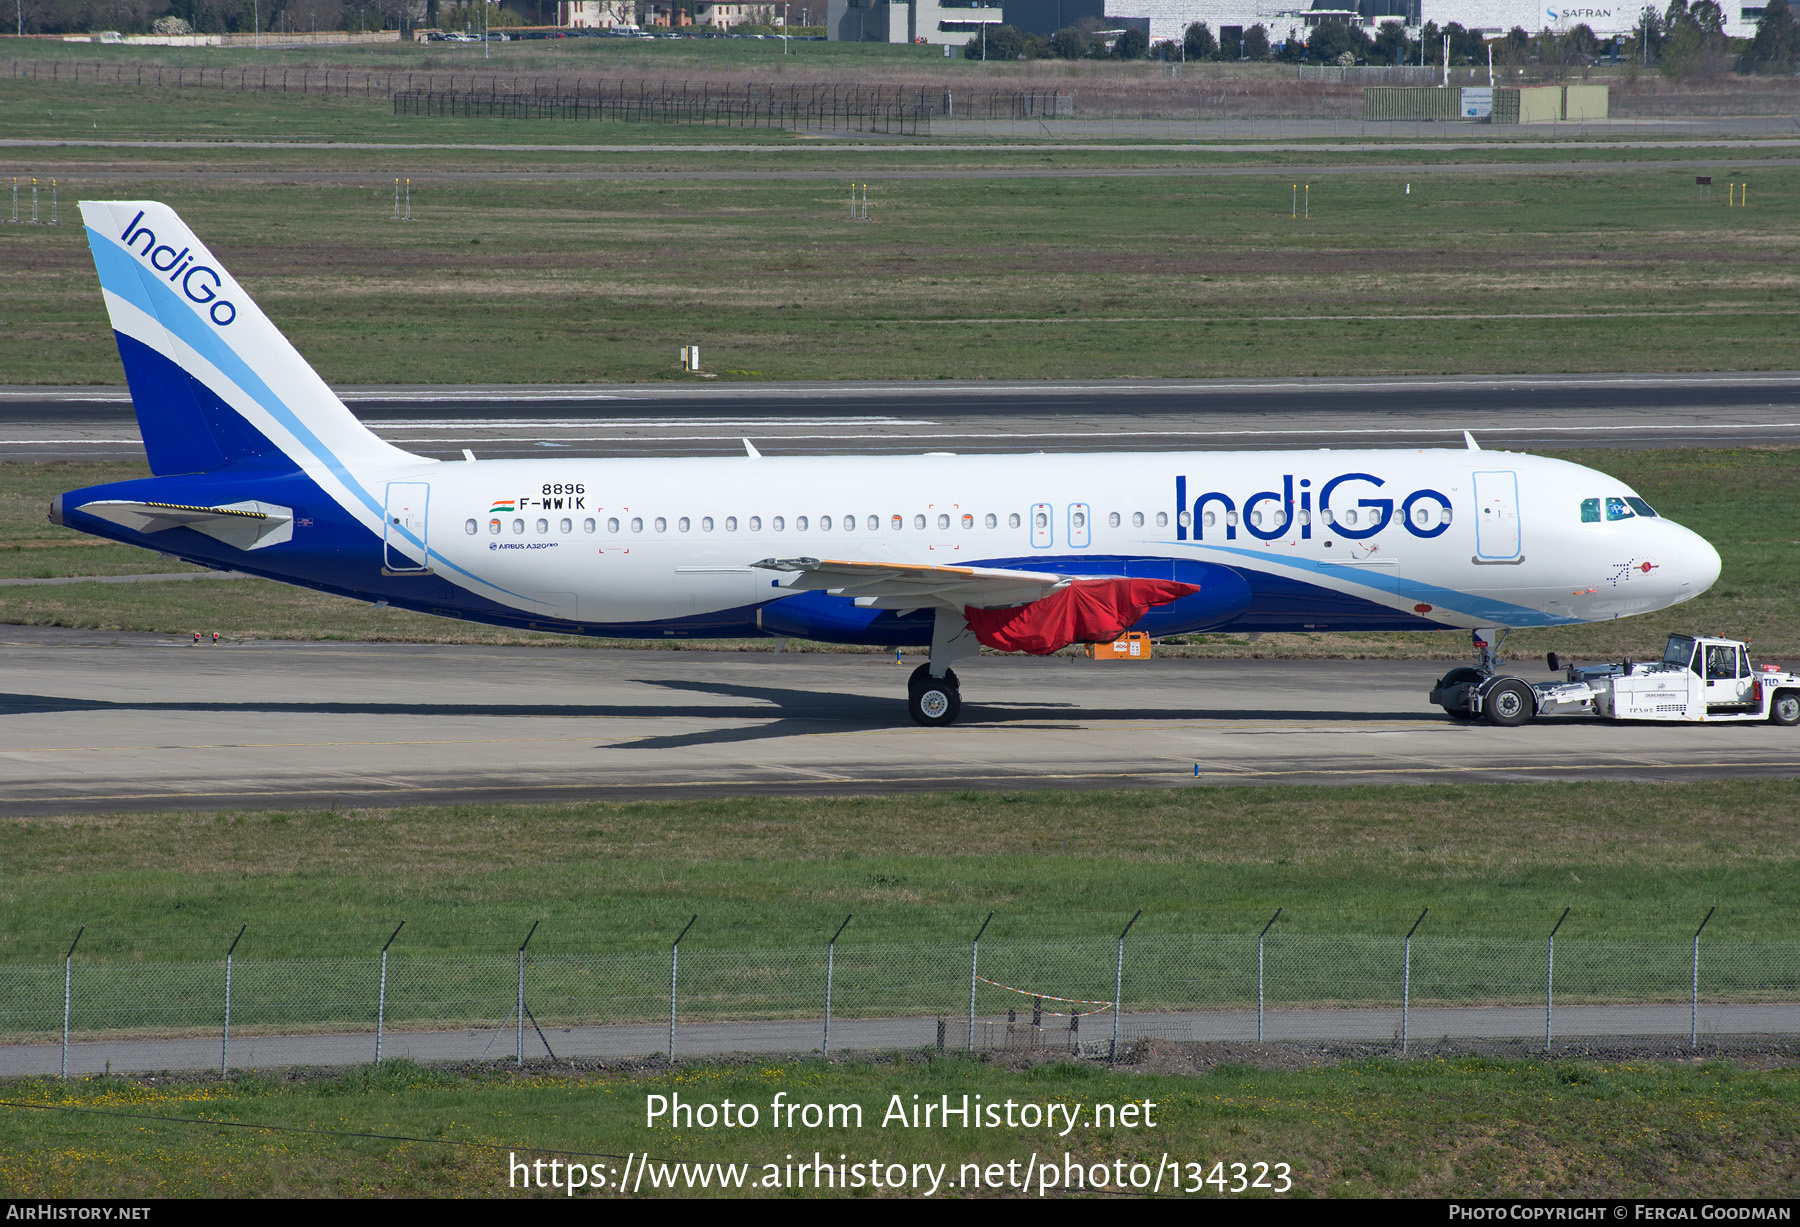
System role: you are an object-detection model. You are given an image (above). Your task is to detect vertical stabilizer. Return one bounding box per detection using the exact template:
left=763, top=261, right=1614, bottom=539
left=81, top=200, right=418, bottom=484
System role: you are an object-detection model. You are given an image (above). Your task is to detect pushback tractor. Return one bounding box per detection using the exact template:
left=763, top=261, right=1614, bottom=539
left=1431, top=631, right=1800, bottom=727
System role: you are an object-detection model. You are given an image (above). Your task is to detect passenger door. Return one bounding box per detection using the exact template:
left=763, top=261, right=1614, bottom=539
left=383, top=482, right=430, bottom=572
left=1472, top=471, right=1522, bottom=561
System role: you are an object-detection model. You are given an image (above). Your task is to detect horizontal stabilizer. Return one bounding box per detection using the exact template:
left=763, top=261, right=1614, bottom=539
left=77, top=499, right=293, bottom=552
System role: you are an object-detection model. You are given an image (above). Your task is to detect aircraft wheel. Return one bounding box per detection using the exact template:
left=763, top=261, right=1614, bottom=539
left=1483, top=679, right=1535, bottom=727
left=907, top=665, right=960, bottom=727
left=1771, top=691, right=1800, bottom=727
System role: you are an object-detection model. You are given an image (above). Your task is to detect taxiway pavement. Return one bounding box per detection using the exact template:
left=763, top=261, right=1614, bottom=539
left=5, top=372, right=1800, bottom=461
left=3, top=626, right=1796, bottom=816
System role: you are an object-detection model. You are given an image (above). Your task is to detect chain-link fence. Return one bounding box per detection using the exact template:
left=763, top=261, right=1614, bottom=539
left=5, top=915, right=1797, bottom=1076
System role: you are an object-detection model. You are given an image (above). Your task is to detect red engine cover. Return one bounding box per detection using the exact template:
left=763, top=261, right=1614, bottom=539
left=963, top=578, right=1201, bottom=656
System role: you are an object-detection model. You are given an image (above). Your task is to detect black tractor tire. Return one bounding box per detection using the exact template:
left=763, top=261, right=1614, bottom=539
left=1483, top=678, right=1536, bottom=727
left=1771, top=690, right=1800, bottom=728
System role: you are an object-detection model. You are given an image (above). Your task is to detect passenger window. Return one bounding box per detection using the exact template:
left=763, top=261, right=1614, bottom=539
left=796, top=516, right=808, bottom=532
left=701, top=516, right=714, bottom=532
left=1179, top=511, right=1192, bottom=527
left=1581, top=498, right=1601, bottom=523
left=560, top=517, right=573, bottom=534
left=1226, top=511, right=1238, bottom=527
left=1034, top=511, right=1048, bottom=529
left=464, top=518, right=477, bottom=535
left=819, top=515, right=831, bottom=531
left=1009, top=513, right=1021, bottom=529
left=771, top=516, right=784, bottom=532
left=678, top=517, right=689, bottom=533
left=489, top=519, right=501, bottom=535
left=962, top=513, right=974, bottom=530
left=1605, top=497, right=1634, bottom=522
left=654, top=517, right=666, bottom=533
left=1108, top=512, right=1120, bottom=528
left=1073, top=511, right=1086, bottom=529
left=1155, top=512, right=1167, bottom=527
left=725, top=517, right=737, bottom=532
left=1132, top=512, right=1144, bottom=528
left=1343, top=509, right=1358, bottom=526
left=1413, top=508, right=1429, bottom=527
left=938, top=513, right=950, bottom=530
left=914, top=514, right=926, bottom=530
left=512, top=519, right=525, bottom=535
left=584, top=518, right=596, bottom=533
left=985, top=513, right=997, bottom=529
left=868, top=515, right=880, bottom=532
left=606, top=517, right=619, bottom=533
left=631, top=517, right=643, bottom=533
left=1203, top=511, right=1216, bottom=528
left=891, top=515, right=902, bottom=531
left=1249, top=510, right=1262, bottom=528
left=535, top=518, right=548, bottom=534
left=748, top=516, right=761, bottom=532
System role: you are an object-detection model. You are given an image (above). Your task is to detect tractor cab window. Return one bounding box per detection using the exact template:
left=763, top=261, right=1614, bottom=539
left=1605, top=497, right=1635, bottom=521
left=1705, top=644, right=1738, bottom=680
left=1663, top=635, right=1698, bottom=672
left=1580, top=498, right=1601, bottom=523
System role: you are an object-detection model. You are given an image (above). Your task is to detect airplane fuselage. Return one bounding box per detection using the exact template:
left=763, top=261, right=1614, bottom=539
left=58, top=447, right=1719, bottom=643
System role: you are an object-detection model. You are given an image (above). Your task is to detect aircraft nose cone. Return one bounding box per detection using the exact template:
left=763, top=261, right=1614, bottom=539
left=1684, top=530, right=1722, bottom=595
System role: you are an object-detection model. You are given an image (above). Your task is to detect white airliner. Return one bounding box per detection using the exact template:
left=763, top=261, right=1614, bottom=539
left=52, top=201, right=1722, bottom=725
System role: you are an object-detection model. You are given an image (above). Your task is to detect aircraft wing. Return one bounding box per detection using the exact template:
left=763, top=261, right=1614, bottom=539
left=751, top=556, right=1070, bottom=611
left=75, top=499, right=294, bottom=552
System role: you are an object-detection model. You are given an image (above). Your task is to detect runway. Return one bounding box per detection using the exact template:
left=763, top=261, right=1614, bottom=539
left=6, top=371, right=1800, bottom=461
left=3, top=626, right=1795, bottom=816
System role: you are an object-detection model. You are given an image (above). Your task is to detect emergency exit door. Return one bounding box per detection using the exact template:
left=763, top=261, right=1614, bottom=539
left=384, top=482, right=430, bottom=572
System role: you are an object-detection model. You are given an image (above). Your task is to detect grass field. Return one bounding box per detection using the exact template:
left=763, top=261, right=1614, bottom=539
left=6, top=780, right=1796, bottom=961
left=8, top=447, right=1798, bottom=659
left=6, top=78, right=1800, bottom=386
left=4, top=1055, right=1798, bottom=1197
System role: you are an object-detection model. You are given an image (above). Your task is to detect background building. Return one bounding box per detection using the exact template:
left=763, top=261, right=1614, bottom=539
left=828, top=0, right=1763, bottom=44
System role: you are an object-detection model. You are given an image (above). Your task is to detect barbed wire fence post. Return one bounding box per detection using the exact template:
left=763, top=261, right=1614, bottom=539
left=61, top=926, right=83, bottom=1080
left=516, top=920, right=539, bottom=1068
left=669, top=915, right=696, bottom=1060
left=1257, top=908, right=1281, bottom=1043
left=1692, top=907, right=1714, bottom=1047
left=1402, top=909, right=1428, bottom=1054
left=375, top=921, right=404, bottom=1065
left=823, top=914, right=852, bottom=1058
left=1545, top=908, right=1569, bottom=1051
left=221, top=924, right=245, bottom=1078
left=1111, top=909, right=1141, bottom=1061
left=967, top=912, right=992, bottom=1053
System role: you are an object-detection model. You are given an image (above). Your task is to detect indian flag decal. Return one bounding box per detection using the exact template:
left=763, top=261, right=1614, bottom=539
left=489, top=500, right=516, bottom=513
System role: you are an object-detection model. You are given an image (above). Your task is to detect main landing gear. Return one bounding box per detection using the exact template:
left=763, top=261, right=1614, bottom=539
left=908, top=664, right=960, bottom=727
left=906, top=609, right=981, bottom=727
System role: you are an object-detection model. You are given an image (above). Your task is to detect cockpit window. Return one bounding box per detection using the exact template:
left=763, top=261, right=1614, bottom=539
left=1625, top=497, right=1658, bottom=518
left=1605, top=497, right=1635, bottom=521
left=1663, top=635, right=1697, bottom=670
left=1580, top=498, right=1601, bottom=523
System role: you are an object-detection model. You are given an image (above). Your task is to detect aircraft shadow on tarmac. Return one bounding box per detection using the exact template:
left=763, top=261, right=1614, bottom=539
left=3, top=676, right=1446, bottom=754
